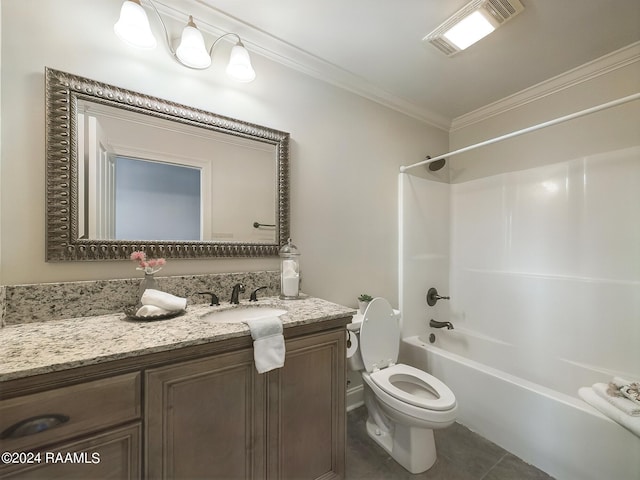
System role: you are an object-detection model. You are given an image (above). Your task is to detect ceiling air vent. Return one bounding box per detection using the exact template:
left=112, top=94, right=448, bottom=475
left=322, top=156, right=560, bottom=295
left=423, top=0, right=524, bottom=56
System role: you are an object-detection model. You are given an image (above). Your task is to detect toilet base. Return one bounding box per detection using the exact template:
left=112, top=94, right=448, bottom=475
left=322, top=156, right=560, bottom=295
left=365, top=416, right=437, bottom=474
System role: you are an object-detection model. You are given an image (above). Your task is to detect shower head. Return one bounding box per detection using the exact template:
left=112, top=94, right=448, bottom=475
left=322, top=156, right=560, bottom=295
left=425, top=156, right=446, bottom=171
left=429, top=159, right=446, bottom=171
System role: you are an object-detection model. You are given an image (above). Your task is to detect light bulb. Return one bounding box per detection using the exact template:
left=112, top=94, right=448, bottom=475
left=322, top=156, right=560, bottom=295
left=114, top=0, right=157, bottom=49
left=175, top=16, right=211, bottom=69
left=443, top=10, right=495, bottom=50
left=226, top=42, right=256, bottom=82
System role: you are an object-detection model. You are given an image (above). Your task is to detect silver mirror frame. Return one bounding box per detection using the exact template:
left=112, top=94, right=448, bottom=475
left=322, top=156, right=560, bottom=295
left=45, top=68, right=289, bottom=261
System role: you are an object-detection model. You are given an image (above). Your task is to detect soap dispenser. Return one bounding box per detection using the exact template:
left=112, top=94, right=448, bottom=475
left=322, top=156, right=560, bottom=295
left=279, top=238, right=301, bottom=299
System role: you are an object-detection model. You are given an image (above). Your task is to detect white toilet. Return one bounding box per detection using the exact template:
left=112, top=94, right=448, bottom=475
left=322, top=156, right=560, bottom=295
left=349, top=297, right=457, bottom=474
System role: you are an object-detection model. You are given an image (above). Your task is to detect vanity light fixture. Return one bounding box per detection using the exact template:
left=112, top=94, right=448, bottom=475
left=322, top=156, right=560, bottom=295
left=114, top=0, right=256, bottom=82
left=423, top=0, right=524, bottom=56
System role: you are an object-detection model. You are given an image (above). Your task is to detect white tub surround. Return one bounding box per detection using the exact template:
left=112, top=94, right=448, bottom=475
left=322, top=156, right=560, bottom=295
left=399, top=120, right=639, bottom=479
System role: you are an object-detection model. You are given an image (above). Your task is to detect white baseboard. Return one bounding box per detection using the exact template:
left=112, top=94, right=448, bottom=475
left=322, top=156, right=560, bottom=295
left=347, top=384, right=364, bottom=412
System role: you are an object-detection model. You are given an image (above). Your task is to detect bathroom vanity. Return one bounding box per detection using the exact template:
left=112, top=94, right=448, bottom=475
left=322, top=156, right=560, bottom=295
left=0, top=297, right=354, bottom=479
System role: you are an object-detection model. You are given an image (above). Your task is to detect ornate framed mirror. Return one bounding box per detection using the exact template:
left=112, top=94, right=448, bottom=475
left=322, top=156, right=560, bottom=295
left=45, top=68, right=289, bottom=261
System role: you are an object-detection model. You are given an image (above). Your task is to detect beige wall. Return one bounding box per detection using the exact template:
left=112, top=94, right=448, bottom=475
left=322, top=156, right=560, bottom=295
left=448, top=50, right=639, bottom=181
left=0, top=0, right=448, bottom=309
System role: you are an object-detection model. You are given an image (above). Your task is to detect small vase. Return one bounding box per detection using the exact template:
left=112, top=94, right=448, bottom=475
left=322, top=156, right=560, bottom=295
left=138, top=273, right=157, bottom=303
left=358, top=300, right=370, bottom=315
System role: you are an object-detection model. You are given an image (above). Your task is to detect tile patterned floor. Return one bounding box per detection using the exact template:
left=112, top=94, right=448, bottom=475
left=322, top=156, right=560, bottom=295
left=346, top=407, right=555, bottom=480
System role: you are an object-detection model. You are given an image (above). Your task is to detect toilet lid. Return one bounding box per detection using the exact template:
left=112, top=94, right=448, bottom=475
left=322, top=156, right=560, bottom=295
left=359, top=297, right=400, bottom=373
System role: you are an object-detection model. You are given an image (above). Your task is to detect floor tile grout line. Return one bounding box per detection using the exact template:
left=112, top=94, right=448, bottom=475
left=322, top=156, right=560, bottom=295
left=478, top=452, right=509, bottom=480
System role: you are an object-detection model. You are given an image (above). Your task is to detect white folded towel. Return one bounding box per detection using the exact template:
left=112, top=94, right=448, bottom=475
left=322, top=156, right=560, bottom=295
left=141, top=289, right=187, bottom=311
left=579, top=387, right=640, bottom=438
left=135, top=305, right=171, bottom=317
left=245, top=316, right=285, bottom=374
left=593, top=383, right=640, bottom=416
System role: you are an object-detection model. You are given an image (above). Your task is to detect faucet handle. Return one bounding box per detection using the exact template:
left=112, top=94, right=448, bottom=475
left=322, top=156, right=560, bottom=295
left=197, top=292, right=220, bottom=306
left=250, top=286, right=267, bottom=302
left=426, top=287, right=450, bottom=306
left=229, top=283, right=246, bottom=304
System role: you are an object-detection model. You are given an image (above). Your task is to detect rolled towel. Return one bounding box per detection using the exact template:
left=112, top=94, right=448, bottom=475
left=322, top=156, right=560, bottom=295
left=579, top=387, right=640, bottom=438
left=245, top=316, right=285, bottom=374
left=593, top=383, right=640, bottom=416
left=141, top=289, right=187, bottom=311
left=135, top=305, right=171, bottom=317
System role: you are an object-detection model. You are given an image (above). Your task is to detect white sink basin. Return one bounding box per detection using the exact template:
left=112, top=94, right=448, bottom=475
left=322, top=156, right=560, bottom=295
left=202, top=306, right=287, bottom=323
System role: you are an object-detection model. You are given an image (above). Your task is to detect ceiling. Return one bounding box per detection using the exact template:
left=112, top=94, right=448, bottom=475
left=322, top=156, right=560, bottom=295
left=173, top=0, right=640, bottom=128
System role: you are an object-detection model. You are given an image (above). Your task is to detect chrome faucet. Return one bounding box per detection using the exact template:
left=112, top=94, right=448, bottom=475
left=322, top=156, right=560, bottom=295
left=230, top=283, right=245, bottom=304
left=429, top=319, right=454, bottom=330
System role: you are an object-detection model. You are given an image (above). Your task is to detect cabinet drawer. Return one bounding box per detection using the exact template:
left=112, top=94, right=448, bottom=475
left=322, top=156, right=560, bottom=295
left=0, top=373, right=141, bottom=452
left=0, top=423, right=141, bottom=479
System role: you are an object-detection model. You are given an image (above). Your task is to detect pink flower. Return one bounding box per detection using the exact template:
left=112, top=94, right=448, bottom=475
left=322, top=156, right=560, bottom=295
left=130, top=251, right=146, bottom=262
left=131, top=250, right=166, bottom=275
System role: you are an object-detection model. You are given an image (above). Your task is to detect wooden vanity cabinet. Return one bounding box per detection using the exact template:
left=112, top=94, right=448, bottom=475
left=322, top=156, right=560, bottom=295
left=145, top=327, right=346, bottom=480
left=1, top=319, right=347, bottom=480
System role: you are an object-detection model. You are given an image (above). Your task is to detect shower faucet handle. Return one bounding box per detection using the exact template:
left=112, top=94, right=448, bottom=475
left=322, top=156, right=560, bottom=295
left=426, top=287, right=450, bottom=306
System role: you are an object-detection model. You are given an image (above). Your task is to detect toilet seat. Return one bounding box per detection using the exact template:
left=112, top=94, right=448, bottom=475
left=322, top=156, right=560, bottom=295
left=369, top=364, right=456, bottom=411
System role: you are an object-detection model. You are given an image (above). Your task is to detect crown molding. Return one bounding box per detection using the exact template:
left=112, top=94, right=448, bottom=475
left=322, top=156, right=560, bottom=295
left=151, top=0, right=451, bottom=131
left=149, top=2, right=638, bottom=134
left=450, top=41, right=640, bottom=132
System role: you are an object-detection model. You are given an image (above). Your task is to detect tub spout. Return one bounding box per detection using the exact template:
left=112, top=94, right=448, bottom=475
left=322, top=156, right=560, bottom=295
left=429, top=319, right=454, bottom=330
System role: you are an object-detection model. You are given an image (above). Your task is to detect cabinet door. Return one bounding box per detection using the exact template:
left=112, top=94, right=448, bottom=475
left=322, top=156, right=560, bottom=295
left=0, top=423, right=141, bottom=479
left=145, top=348, right=265, bottom=480
left=268, top=329, right=346, bottom=480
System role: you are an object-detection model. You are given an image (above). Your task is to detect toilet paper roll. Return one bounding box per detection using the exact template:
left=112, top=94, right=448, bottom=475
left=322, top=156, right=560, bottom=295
left=346, top=331, right=359, bottom=358
left=282, top=275, right=299, bottom=297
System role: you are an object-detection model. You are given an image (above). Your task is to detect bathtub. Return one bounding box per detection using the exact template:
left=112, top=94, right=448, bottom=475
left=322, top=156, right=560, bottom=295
left=400, top=333, right=640, bottom=480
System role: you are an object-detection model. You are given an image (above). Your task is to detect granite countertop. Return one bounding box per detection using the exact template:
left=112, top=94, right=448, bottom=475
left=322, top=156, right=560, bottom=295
left=0, top=296, right=356, bottom=382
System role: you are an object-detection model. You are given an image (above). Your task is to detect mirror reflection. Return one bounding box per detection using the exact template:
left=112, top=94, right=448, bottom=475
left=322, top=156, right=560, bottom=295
left=45, top=68, right=289, bottom=261
left=77, top=99, right=277, bottom=243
